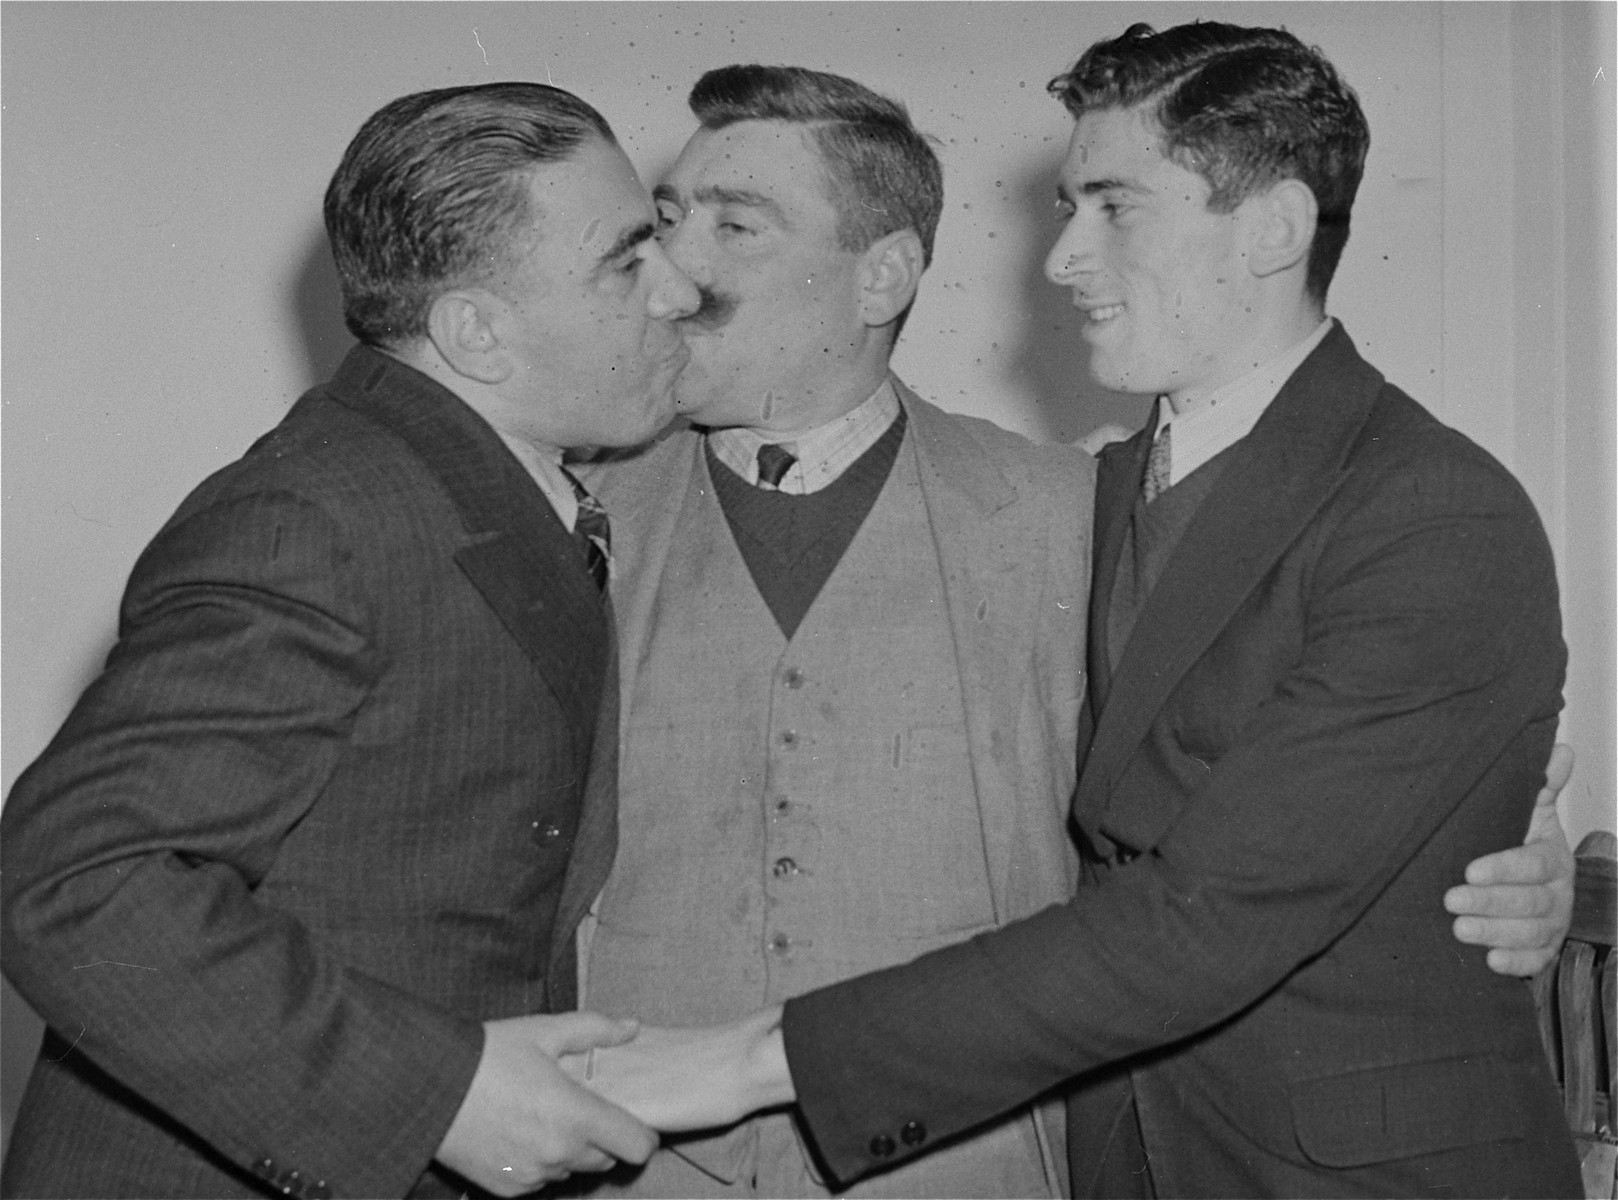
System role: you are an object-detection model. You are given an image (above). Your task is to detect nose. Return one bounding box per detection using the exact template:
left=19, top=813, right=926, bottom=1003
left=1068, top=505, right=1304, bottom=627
left=1044, top=220, right=1093, bottom=287
left=645, top=242, right=700, bottom=320
left=656, top=215, right=705, bottom=281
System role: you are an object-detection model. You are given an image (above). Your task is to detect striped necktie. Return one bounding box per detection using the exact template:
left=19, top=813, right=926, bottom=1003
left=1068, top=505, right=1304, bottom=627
left=1142, top=422, right=1172, bottom=504
left=561, top=467, right=611, bottom=590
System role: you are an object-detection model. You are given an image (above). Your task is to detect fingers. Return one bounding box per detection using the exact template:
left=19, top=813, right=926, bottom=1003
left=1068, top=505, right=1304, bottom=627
left=1544, top=742, right=1574, bottom=793
left=555, top=1145, right=618, bottom=1176
left=556, top=1049, right=588, bottom=1084
left=1445, top=878, right=1555, bottom=919
left=1460, top=842, right=1559, bottom=887
left=437, top=1015, right=656, bottom=1192
left=533, top=1011, right=641, bottom=1057
left=1486, top=944, right=1558, bottom=978
left=1451, top=912, right=1554, bottom=948
left=570, top=1084, right=659, bottom=1165
left=1455, top=916, right=1560, bottom=974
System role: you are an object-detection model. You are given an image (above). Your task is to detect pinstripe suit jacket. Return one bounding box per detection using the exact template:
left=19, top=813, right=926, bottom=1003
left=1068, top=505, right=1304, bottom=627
left=1, top=347, right=619, bottom=1199
left=783, top=324, right=1580, bottom=1197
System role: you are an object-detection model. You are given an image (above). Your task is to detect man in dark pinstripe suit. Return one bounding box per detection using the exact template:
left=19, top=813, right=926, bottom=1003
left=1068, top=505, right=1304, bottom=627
left=1, top=82, right=695, bottom=1199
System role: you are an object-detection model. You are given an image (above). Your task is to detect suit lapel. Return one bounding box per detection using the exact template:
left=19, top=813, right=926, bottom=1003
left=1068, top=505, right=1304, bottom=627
left=583, top=430, right=700, bottom=736
left=328, top=347, right=608, bottom=744
left=902, top=381, right=1033, bottom=920
left=1075, top=325, right=1387, bottom=836
left=1088, top=415, right=1158, bottom=715
left=547, top=606, right=620, bottom=1008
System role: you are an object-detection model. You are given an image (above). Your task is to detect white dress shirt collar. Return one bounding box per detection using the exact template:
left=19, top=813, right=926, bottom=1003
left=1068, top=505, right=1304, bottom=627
left=1154, top=317, right=1335, bottom=488
left=496, top=432, right=579, bottom=531
left=706, top=379, right=902, bottom=495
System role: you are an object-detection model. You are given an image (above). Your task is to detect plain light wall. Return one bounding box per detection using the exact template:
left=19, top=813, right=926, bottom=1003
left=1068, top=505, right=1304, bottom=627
left=3, top=0, right=1613, bottom=1159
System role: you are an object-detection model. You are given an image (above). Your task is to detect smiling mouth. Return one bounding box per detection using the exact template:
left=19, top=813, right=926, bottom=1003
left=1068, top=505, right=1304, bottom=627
left=1083, top=303, right=1126, bottom=323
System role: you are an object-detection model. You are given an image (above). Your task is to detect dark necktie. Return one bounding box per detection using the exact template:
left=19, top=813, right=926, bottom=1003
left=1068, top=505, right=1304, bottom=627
left=756, top=442, right=798, bottom=490
left=561, top=467, right=611, bottom=590
left=1142, top=422, right=1172, bottom=504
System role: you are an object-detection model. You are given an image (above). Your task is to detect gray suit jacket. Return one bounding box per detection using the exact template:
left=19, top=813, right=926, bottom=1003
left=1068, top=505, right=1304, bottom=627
left=2, top=347, right=619, bottom=1199
left=587, top=380, right=1095, bottom=1182
left=593, top=379, right=1094, bottom=928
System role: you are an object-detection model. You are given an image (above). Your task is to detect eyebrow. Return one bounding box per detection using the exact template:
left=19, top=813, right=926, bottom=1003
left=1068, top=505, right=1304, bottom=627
left=656, top=181, right=789, bottom=226
left=595, top=220, right=657, bottom=269
left=1059, top=177, right=1152, bottom=204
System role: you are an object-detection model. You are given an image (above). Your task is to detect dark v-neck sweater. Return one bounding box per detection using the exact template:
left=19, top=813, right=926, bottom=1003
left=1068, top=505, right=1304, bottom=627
left=705, top=410, right=908, bottom=639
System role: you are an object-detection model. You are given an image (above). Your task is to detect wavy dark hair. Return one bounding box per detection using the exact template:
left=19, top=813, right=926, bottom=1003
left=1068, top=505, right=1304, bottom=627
left=324, top=82, right=615, bottom=347
left=1049, top=22, right=1369, bottom=303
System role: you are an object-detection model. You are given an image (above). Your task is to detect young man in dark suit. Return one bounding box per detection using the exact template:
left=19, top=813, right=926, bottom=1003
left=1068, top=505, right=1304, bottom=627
left=576, top=25, right=1582, bottom=1197
left=1, top=83, right=696, bottom=1198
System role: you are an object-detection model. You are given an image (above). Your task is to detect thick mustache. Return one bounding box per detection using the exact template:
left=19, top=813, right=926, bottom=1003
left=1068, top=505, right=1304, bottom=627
left=679, top=287, right=738, bottom=332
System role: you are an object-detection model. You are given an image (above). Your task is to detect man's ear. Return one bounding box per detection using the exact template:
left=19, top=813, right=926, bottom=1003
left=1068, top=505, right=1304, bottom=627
left=1246, top=179, right=1317, bottom=279
left=857, top=229, right=926, bottom=328
left=425, top=289, right=512, bottom=385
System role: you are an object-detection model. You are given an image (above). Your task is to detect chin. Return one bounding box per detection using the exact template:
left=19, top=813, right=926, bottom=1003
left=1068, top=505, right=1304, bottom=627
left=1090, top=359, right=1162, bottom=398
left=674, top=394, right=740, bottom=428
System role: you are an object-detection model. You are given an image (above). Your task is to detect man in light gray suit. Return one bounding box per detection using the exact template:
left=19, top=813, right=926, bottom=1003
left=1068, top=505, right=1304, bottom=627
left=572, top=64, right=1574, bottom=1200
left=576, top=64, right=1088, bottom=1199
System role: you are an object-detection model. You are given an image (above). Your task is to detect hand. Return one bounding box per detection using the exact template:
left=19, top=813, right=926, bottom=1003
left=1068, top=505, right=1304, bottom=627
left=1445, top=743, right=1575, bottom=977
left=435, top=1012, right=657, bottom=1197
left=563, top=1007, right=794, bottom=1133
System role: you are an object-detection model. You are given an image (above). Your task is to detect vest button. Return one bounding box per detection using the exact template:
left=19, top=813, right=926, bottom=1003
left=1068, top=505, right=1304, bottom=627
left=772, top=856, right=798, bottom=877
left=769, top=933, right=791, bottom=954
left=780, top=730, right=798, bottom=747
left=869, top=1133, right=896, bottom=1158
left=901, top=1120, right=927, bottom=1145
left=783, top=667, right=804, bottom=689
left=773, top=796, right=791, bottom=816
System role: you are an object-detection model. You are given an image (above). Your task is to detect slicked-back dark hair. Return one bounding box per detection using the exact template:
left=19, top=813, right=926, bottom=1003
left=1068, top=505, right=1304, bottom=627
left=688, top=64, right=943, bottom=336
left=1049, top=22, right=1369, bottom=304
left=324, top=82, right=615, bottom=348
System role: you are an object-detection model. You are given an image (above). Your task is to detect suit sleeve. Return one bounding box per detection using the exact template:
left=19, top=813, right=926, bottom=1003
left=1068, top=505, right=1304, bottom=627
left=1, top=489, right=483, bottom=1198
left=783, top=444, right=1563, bottom=1181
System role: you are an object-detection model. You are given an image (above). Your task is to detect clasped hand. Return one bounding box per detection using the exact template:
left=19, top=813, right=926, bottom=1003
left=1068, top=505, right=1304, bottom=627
left=433, top=1007, right=790, bottom=1195
left=434, top=1012, right=657, bottom=1197
left=560, top=1006, right=794, bottom=1133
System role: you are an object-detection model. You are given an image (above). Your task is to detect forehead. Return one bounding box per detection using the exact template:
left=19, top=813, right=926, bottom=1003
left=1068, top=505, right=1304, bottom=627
left=521, top=137, right=653, bottom=253
left=665, top=120, right=837, bottom=217
left=1063, top=104, right=1180, bottom=186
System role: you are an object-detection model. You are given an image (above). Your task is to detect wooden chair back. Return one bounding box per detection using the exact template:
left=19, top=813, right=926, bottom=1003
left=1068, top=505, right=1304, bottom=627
left=1536, top=830, right=1617, bottom=1198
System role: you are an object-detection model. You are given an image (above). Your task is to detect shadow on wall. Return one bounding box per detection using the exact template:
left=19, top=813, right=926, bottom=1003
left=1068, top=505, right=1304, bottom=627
left=1001, top=143, right=1152, bottom=447
left=293, top=220, right=353, bottom=390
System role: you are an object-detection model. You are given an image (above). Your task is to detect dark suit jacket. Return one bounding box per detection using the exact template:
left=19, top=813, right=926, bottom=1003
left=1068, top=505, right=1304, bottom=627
left=782, top=324, right=1580, bottom=1196
left=1, top=347, right=619, bottom=1199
